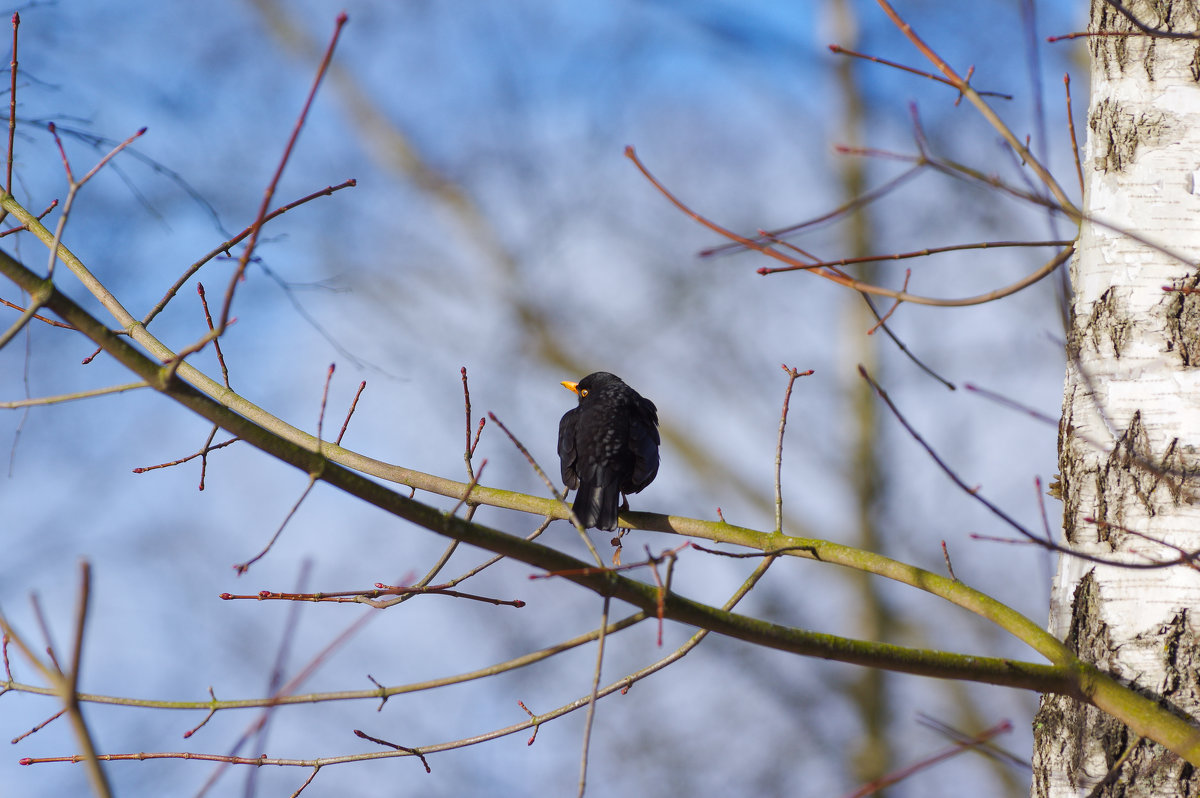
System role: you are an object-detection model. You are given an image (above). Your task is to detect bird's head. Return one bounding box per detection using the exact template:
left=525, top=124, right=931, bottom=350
left=561, top=372, right=622, bottom=403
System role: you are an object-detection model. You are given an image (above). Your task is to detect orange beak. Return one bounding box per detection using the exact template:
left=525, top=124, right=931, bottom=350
left=560, top=380, right=579, bottom=394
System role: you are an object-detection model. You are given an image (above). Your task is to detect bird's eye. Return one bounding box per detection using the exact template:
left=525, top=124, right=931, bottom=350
left=579, top=389, right=589, bottom=398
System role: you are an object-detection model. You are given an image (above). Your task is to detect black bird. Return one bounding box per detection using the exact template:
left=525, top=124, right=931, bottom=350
left=557, top=372, right=660, bottom=531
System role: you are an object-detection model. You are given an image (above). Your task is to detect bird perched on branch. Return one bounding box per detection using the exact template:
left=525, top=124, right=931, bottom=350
left=557, top=372, right=660, bottom=531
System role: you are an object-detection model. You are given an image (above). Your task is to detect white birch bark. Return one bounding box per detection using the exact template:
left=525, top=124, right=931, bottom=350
left=1033, top=2, right=1200, bottom=796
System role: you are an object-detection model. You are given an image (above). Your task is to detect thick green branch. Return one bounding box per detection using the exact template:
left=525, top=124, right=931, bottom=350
left=3, top=247, right=1200, bottom=765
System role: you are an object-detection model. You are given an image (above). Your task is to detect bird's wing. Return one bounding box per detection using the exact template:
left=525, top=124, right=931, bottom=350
left=557, top=407, right=580, bottom=488
left=627, top=397, right=660, bottom=493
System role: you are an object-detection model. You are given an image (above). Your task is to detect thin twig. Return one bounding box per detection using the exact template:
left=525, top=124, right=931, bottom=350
left=196, top=283, right=231, bottom=388
left=142, top=179, right=356, bottom=328
left=353, top=730, right=431, bottom=773
left=842, top=720, right=1014, bottom=798
left=867, top=366, right=1200, bottom=571
left=774, top=365, right=812, bottom=533
left=5, top=12, right=17, bottom=202
left=234, top=478, right=316, bottom=575
left=44, top=124, right=146, bottom=280
left=131, top=436, right=240, bottom=475
left=577, top=595, right=610, bottom=798
left=244, top=561, right=312, bottom=797
left=0, top=294, right=72, bottom=328
left=700, top=165, right=923, bottom=257
left=626, top=145, right=1074, bottom=307
left=867, top=269, right=911, bottom=334
left=487, top=411, right=602, bottom=566
left=216, top=14, right=348, bottom=332
left=0, top=381, right=147, bottom=408
left=872, top=0, right=1077, bottom=215
left=1064, top=74, right=1085, bottom=198
left=829, top=44, right=1012, bottom=99
left=1102, top=0, right=1200, bottom=40
left=336, top=381, right=366, bottom=446
left=759, top=240, right=1073, bottom=275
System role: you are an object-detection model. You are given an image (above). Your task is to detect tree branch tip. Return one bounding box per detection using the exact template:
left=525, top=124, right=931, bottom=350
left=218, top=593, right=233, bottom=600
left=336, top=11, right=349, bottom=25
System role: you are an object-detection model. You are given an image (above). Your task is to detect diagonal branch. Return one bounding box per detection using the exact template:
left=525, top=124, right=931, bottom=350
left=4, top=246, right=1200, bottom=766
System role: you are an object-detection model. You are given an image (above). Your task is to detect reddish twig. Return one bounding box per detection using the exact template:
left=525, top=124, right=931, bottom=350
left=0, top=198, right=60, bottom=239
left=196, top=283, right=230, bottom=388
left=196, top=425, right=220, bottom=491
left=774, top=365, right=813, bottom=533
left=829, top=44, right=1012, bottom=100
left=5, top=12, right=17, bottom=198
left=517, top=701, right=541, bottom=745
left=626, top=145, right=1072, bottom=307
left=916, top=713, right=1028, bottom=768
left=44, top=123, right=146, bottom=279
left=872, top=0, right=1076, bottom=214
left=182, top=687, right=219, bottom=738
left=216, top=14, right=349, bottom=333
left=233, top=366, right=337, bottom=573
left=336, top=381, right=367, bottom=446
left=10, top=707, right=66, bottom=744
left=218, top=584, right=547, bottom=607
left=0, top=295, right=73, bottom=329
left=530, top=543, right=691, bottom=582
left=701, top=165, right=923, bottom=258
left=131, top=436, right=240, bottom=475
left=143, top=178, right=356, bottom=328
left=940, top=541, right=957, bottom=581
left=353, top=729, right=431, bottom=773
left=842, top=720, right=1013, bottom=798
left=758, top=240, right=1073, bottom=276
left=867, top=269, right=910, bottom=334
left=460, top=366, right=485, bottom=477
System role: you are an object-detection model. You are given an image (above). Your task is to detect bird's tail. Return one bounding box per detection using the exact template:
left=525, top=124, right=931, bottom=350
left=572, top=480, right=620, bottom=531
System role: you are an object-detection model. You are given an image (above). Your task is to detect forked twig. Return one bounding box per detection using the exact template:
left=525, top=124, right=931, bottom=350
left=487, top=411, right=603, bottom=566
left=626, top=145, right=1074, bottom=307
left=215, top=13, right=349, bottom=333
left=829, top=44, right=1013, bottom=99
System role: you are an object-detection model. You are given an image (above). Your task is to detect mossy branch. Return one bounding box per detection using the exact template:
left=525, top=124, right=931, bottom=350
left=3, top=245, right=1200, bottom=765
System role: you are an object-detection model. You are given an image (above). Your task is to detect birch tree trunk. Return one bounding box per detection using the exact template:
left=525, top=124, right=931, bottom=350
left=1033, top=1, right=1200, bottom=795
